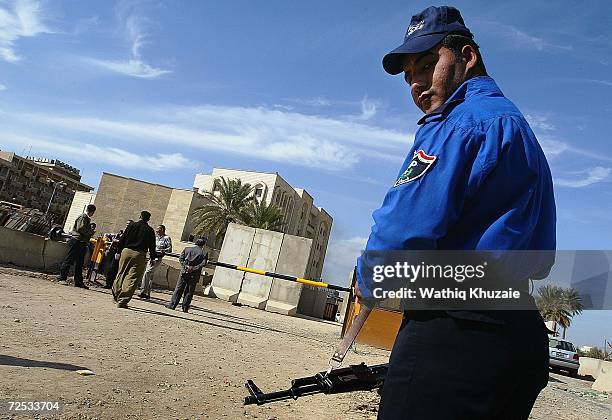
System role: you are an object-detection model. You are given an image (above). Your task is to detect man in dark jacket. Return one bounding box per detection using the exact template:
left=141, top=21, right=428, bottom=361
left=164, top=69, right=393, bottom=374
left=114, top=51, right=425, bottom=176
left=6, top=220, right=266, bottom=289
left=166, top=239, right=208, bottom=313
left=112, top=211, right=156, bottom=308
left=58, top=204, right=96, bottom=289
left=103, top=220, right=133, bottom=288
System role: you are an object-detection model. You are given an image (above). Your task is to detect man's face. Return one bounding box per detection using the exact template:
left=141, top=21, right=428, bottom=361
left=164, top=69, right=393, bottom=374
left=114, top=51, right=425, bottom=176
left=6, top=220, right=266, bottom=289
left=156, top=226, right=165, bottom=236
left=402, top=45, right=467, bottom=114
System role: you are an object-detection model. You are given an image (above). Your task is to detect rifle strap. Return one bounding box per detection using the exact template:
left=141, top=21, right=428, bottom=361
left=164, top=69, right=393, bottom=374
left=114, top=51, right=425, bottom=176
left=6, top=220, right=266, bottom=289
left=329, top=304, right=373, bottom=369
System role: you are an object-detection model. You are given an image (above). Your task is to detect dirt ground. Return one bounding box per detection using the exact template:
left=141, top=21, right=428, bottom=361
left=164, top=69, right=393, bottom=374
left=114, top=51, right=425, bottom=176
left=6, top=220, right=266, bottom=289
left=0, top=269, right=610, bottom=420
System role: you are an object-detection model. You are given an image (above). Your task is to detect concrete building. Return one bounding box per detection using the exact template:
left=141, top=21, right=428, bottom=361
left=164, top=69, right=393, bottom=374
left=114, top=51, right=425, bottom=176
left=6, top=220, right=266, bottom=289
left=88, top=172, right=210, bottom=253
left=63, top=191, right=96, bottom=232
left=0, top=151, right=93, bottom=223
left=194, top=168, right=332, bottom=280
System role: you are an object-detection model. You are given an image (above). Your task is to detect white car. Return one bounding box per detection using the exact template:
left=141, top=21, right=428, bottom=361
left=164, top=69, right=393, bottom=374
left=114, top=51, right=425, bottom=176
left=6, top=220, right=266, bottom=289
left=548, top=337, right=580, bottom=377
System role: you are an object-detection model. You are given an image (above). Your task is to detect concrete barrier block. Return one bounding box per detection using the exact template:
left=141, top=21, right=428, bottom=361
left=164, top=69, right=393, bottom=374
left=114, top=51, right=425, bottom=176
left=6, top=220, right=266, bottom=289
left=237, top=292, right=268, bottom=309
left=266, top=300, right=298, bottom=316
left=238, top=229, right=283, bottom=309
left=0, top=227, right=46, bottom=270
left=265, top=235, right=311, bottom=316
left=578, top=357, right=603, bottom=379
left=297, top=285, right=328, bottom=318
left=592, top=360, right=612, bottom=393
left=43, top=239, right=69, bottom=272
left=166, top=265, right=181, bottom=291
left=151, top=264, right=170, bottom=290
left=211, top=224, right=255, bottom=300
left=212, top=285, right=239, bottom=302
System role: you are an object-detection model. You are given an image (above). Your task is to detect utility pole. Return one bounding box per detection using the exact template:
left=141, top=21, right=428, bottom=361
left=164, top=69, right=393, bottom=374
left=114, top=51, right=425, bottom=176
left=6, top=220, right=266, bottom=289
left=45, top=179, right=67, bottom=218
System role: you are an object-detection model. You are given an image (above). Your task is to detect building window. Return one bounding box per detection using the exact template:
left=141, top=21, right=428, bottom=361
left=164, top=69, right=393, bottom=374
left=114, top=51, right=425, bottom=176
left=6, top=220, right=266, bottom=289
left=255, top=187, right=263, bottom=197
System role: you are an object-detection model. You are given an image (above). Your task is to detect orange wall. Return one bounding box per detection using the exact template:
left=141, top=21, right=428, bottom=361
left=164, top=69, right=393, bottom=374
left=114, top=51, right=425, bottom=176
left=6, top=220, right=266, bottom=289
left=344, top=301, right=403, bottom=351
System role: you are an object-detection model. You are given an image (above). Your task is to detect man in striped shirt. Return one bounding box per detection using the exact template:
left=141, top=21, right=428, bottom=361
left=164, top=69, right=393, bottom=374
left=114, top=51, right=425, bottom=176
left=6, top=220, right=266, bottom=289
left=138, top=224, right=172, bottom=300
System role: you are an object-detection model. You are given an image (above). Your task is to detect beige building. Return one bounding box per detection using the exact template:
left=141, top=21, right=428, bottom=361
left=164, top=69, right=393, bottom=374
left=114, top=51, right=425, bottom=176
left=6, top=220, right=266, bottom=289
left=89, top=173, right=209, bottom=253
left=194, top=168, right=332, bottom=280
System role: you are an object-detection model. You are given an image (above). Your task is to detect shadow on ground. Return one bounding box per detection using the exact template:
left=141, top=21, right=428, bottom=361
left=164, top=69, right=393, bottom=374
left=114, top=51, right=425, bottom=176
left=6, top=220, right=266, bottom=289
left=0, top=354, right=87, bottom=371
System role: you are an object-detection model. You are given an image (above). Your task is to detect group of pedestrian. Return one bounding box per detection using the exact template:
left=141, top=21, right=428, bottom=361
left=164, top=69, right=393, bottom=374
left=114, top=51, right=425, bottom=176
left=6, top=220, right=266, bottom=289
left=58, top=208, right=209, bottom=312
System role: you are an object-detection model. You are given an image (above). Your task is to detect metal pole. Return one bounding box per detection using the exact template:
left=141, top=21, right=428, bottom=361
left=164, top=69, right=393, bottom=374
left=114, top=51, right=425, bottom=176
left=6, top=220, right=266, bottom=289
left=45, top=183, right=58, bottom=216
left=165, top=252, right=350, bottom=292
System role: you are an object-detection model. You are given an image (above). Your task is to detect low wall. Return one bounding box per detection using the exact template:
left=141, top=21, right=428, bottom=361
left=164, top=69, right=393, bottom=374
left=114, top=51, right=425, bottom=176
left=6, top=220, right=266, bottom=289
left=150, top=257, right=211, bottom=296
left=0, top=227, right=69, bottom=272
left=592, top=360, right=612, bottom=393
left=578, top=357, right=602, bottom=379
left=43, top=240, right=69, bottom=272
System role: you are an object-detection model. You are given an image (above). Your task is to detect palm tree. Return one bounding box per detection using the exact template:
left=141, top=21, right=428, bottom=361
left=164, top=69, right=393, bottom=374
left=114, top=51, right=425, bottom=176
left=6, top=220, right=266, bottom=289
left=243, top=200, right=286, bottom=232
left=535, top=285, right=583, bottom=337
left=191, top=177, right=254, bottom=244
left=561, top=288, right=584, bottom=338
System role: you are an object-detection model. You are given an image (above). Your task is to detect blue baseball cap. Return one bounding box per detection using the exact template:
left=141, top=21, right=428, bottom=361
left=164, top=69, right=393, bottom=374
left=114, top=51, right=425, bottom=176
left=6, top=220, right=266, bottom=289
left=382, top=6, right=473, bottom=75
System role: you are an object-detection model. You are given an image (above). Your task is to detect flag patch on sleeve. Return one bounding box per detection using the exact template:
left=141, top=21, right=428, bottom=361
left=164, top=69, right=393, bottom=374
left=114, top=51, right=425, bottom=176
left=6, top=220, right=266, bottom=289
left=394, top=150, right=437, bottom=187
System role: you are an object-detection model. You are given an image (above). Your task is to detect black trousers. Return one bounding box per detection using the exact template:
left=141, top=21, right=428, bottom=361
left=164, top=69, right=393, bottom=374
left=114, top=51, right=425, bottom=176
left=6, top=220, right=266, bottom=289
left=169, top=273, right=198, bottom=310
left=378, top=312, right=549, bottom=420
left=59, top=238, right=87, bottom=285
left=104, top=255, right=120, bottom=287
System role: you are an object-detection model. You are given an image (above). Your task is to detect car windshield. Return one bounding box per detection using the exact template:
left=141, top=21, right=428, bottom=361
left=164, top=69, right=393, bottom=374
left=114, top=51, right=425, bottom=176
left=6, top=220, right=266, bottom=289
left=549, top=338, right=575, bottom=352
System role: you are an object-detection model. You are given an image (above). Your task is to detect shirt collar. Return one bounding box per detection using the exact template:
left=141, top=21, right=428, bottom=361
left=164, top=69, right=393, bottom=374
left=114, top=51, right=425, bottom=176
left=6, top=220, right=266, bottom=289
left=417, top=76, right=502, bottom=125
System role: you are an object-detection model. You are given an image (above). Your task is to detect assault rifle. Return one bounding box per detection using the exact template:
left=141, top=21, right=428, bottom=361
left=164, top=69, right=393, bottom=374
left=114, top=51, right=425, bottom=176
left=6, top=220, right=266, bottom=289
left=244, top=362, right=388, bottom=405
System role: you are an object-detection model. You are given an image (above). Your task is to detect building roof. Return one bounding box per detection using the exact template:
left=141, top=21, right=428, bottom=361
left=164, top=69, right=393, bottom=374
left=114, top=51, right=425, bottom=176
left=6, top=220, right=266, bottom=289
left=102, top=172, right=195, bottom=193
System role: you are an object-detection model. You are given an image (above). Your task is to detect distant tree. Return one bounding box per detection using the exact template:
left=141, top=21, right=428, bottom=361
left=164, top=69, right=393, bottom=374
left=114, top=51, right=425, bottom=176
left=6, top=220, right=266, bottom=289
left=536, top=285, right=583, bottom=338
left=560, top=288, right=583, bottom=338
left=586, top=347, right=607, bottom=360
left=191, top=177, right=254, bottom=244
left=243, top=200, right=285, bottom=232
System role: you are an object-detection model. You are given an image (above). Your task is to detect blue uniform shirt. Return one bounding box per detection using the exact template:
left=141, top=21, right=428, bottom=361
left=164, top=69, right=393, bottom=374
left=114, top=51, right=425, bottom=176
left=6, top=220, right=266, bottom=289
left=357, top=76, right=556, bottom=299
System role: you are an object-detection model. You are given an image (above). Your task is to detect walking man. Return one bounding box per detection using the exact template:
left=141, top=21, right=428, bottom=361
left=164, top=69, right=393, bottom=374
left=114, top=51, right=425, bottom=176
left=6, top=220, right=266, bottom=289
left=357, top=6, right=556, bottom=419
left=58, top=204, right=96, bottom=289
left=166, top=239, right=208, bottom=313
left=103, top=220, right=133, bottom=288
left=112, top=211, right=156, bottom=308
left=138, top=224, right=172, bottom=299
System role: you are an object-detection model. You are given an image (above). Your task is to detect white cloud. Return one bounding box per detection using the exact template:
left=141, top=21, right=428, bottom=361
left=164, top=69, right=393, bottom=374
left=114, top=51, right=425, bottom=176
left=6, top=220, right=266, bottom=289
left=477, top=20, right=572, bottom=52
left=525, top=113, right=554, bottom=131
left=0, top=83, right=6, bottom=91
left=85, top=57, right=170, bottom=79
left=321, top=236, right=367, bottom=285
left=292, top=96, right=332, bottom=107
left=0, top=0, right=53, bottom=62
left=11, top=103, right=410, bottom=171
left=1, top=132, right=197, bottom=171
left=539, top=137, right=570, bottom=157
left=555, top=167, right=611, bottom=188
left=359, top=96, right=378, bottom=120
left=84, top=12, right=170, bottom=78
left=575, top=79, right=612, bottom=87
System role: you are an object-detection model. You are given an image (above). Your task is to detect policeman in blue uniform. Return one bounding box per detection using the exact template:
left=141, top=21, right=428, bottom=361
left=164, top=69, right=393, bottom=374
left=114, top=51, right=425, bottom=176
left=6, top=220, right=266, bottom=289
left=356, top=6, right=556, bottom=419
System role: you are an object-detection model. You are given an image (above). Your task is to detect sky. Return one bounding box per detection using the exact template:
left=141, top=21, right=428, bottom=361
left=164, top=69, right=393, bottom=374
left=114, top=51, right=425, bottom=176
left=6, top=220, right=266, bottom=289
left=0, top=0, right=610, bottom=347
